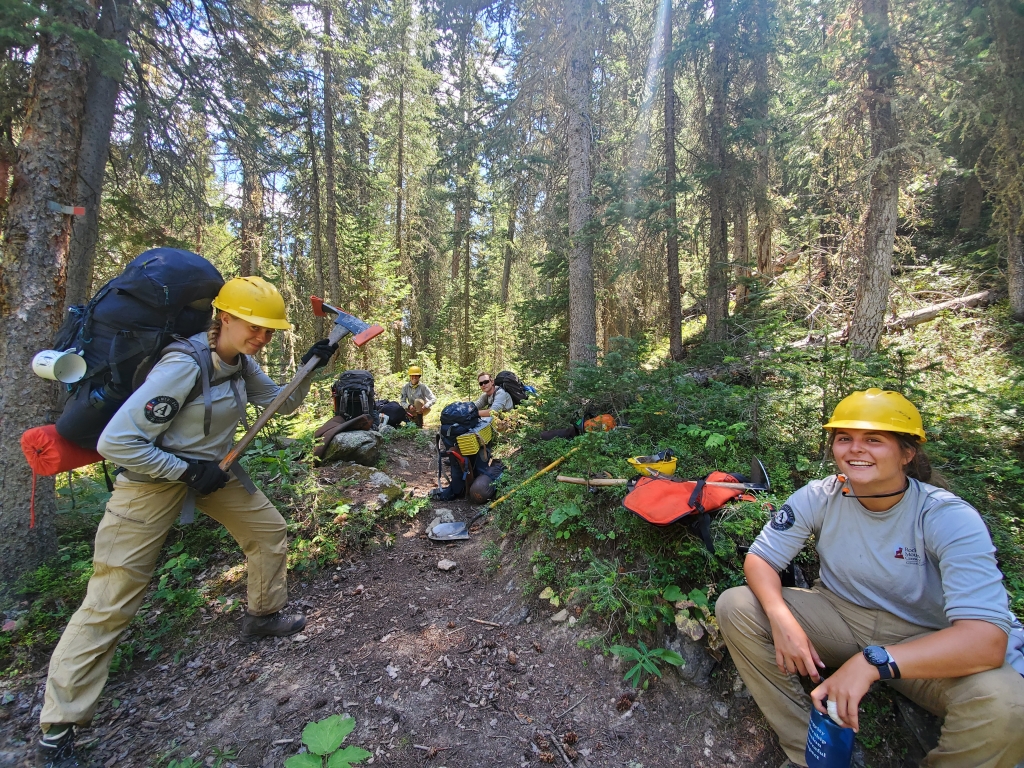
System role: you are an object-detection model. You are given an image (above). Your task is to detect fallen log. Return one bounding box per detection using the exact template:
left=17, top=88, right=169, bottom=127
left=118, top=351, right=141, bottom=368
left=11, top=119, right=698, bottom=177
left=792, top=289, right=996, bottom=349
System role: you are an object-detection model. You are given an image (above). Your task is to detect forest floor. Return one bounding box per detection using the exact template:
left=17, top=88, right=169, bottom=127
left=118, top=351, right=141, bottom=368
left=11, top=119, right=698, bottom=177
left=0, top=435, right=787, bottom=768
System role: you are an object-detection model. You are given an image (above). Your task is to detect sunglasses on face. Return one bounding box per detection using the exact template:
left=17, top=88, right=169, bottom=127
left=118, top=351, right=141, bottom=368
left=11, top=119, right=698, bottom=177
left=479, top=379, right=491, bottom=386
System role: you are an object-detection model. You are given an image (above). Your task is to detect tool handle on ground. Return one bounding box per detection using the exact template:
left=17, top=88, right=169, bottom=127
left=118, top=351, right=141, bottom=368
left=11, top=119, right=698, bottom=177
left=488, top=445, right=581, bottom=509
left=647, top=468, right=764, bottom=490
left=556, top=475, right=628, bottom=486
left=219, top=323, right=350, bottom=471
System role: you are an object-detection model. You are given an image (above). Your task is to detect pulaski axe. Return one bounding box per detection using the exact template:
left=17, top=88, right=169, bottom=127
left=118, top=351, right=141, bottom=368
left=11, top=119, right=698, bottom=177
left=219, top=297, right=384, bottom=470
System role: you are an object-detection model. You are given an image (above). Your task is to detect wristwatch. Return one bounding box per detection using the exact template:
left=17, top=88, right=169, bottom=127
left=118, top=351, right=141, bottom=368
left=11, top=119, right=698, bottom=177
left=863, top=645, right=901, bottom=680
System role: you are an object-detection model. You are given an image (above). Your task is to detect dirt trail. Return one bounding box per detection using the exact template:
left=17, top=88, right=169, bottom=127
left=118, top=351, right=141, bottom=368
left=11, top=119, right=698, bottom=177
left=0, top=437, right=783, bottom=768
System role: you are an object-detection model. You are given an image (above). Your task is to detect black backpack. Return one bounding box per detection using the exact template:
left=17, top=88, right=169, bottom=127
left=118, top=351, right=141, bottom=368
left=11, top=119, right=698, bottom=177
left=332, top=370, right=376, bottom=422
left=52, top=248, right=225, bottom=450
left=494, top=370, right=528, bottom=406
left=439, top=401, right=481, bottom=446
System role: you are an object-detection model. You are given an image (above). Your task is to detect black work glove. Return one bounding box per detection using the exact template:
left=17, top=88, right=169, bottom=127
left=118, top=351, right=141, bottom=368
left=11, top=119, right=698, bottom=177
left=181, top=460, right=230, bottom=495
left=301, top=338, right=339, bottom=369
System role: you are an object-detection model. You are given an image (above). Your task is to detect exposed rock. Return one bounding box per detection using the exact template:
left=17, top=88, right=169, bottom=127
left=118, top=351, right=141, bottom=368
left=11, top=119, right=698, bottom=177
left=321, top=430, right=383, bottom=467
left=712, top=701, right=729, bottom=720
left=550, top=609, right=569, bottom=623
left=428, top=509, right=456, bottom=535
left=437, top=559, right=458, bottom=572
left=666, top=634, right=716, bottom=687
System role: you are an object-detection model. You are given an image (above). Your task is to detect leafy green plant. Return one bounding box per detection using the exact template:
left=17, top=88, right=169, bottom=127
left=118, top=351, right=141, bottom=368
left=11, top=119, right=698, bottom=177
left=608, top=641, right=684, bottom=688
left=284, top=715, right=371, bottom=768
left=482, top=541, right=502, bottom=573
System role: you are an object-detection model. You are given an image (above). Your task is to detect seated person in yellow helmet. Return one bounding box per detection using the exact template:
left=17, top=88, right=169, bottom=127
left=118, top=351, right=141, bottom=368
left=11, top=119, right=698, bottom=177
left=400, top=365, right=435, bottom=427
left=716, top=389, right=1024, bottom=768
left=38, top=276, right=338, bottom=765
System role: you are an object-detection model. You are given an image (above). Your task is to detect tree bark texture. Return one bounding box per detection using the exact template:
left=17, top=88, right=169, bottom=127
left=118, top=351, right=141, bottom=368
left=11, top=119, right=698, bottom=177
left=321, top=4, right=342, bottom=306
left=732, top=199, right=751, bottom=309
left=956, top=172, right=984, bottom=236
left=239, top=153, right=264, bottom=276
left=984, top=0, right=1024, bottom=319
left=0, top=0, right=97, bottom=582
left=705, top=0, right=732, bottom=343
left=847, top=0, right=900, bottom=357
left=664, top=0, right=683, bottom=361
left=752, top=0, right=774, bottom=281
left=566, top=1, right=598, bottom=365
left=305, top=89, right=327, bottom=337
left=66, top=0, right=133, bottom=308
left=501, top=190, right=518, bottom=306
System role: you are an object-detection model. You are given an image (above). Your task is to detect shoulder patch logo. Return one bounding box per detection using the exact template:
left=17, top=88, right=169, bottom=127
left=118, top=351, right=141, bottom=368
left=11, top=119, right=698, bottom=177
left=144, top=396, right=179, bottom=424
left=770, top=504, right=796, bottom=531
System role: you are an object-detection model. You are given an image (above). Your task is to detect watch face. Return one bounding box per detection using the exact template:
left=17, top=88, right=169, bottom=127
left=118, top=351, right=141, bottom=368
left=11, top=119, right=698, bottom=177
left=864, top=646, right=888, bottom=666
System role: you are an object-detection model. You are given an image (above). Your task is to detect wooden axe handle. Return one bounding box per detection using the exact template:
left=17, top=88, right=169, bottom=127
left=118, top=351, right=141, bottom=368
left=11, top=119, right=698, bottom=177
left=219, top=321, right=349, bottom=471
left=556, top=475, right=628, bottom=486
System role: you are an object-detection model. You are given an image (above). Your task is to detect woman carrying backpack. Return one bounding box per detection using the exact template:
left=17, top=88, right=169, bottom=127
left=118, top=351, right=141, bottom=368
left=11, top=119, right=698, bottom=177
left=716, top=389, right=1024, bottom=768
left=38, top=276, right=338, bottom=765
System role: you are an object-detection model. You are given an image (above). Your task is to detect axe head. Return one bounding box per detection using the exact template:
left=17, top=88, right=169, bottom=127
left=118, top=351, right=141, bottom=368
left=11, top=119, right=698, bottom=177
left=310, top=296, right=385, bottom=348
left=749, top=456, right=771, bottom=492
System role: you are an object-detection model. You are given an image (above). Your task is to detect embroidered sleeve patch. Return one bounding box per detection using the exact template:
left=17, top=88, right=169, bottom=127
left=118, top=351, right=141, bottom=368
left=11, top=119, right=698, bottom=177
left=144, top=396, right=180, bottom=424
left=770, top=504, right=796, bottom=531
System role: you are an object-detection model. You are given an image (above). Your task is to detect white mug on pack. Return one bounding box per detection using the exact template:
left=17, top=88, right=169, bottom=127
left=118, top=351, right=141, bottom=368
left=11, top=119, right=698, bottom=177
left=32, top=349, right=87, bottom=384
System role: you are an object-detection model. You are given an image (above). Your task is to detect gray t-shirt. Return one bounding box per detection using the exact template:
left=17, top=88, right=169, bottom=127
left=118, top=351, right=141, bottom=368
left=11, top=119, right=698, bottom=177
left=474, top=386, right=513, bottom=414
left=749, top=475, right=1024, bottom=673
left=97, top=333, right=310, bottom=481
left=400, top=381, right=436, bottom=409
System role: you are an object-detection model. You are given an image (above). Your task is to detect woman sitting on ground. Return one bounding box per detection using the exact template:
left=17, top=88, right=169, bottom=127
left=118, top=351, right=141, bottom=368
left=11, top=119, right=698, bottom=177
left=716, top=388, right=1024, bottom=768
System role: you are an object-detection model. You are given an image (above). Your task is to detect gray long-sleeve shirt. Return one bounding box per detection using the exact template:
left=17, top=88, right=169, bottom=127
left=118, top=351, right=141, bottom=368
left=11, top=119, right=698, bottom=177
left=97, top=333, right=311, bottom=480
left=400, top=381, right=436, bottom=409
left=749, top=475, right=1024, bottom=673
left=474, top=386, right=513, bottom=415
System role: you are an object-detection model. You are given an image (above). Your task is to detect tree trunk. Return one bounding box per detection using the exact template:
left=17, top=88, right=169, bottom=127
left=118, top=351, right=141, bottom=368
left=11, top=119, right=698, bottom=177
left=566, top=1, right=598, bottom=365
left=1008, top=208, right=1024, bottom=320
left=501, top=186, right=519, bottom=306
left=665, top=0, right=683, bottom=361
left=395, top=82, right=404, bottom=268
left=847, top=0, right=899, bottom=357
left=239, top=153, right=264, bottom=276
left=705, top=0, right=732, bottom=343
left=65, top=0, right=133, bottom=308
left=753, top=0, right=773, bottom=281
left=956, top=172, right=984, bottom=236
left=0, top=0, right=97, bottom=583
left=305, top=86, right=327, bottom=337
left=733, top=199, right=751, bottom=309
left=461, top=233, right=471, bottom=368
left=321, top=4, right=341, bottom=305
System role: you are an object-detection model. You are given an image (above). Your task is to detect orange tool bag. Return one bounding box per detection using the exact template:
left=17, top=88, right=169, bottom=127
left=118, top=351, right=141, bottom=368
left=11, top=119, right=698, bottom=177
left=622, top=471, right=756, bottom=553
left=21, top=425, right=105, bottom=528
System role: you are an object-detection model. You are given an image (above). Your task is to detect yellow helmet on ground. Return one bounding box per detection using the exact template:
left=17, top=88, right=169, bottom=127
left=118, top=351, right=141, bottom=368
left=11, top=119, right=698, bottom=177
left=212, top=276, right=291, bottom=330
left=408, top=365, right=423, bottom=376
left=823, top=388, right=926, bottom=442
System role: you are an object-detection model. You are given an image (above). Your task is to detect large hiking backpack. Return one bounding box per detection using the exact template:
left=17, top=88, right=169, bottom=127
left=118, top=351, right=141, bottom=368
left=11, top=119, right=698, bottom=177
left=53, top=249, right=225, bottom=450
left=439, top=401, right=480, bottom=446
left=332, top=370, right=376, bottom=422
left=494, top=370, right=528, bottom=406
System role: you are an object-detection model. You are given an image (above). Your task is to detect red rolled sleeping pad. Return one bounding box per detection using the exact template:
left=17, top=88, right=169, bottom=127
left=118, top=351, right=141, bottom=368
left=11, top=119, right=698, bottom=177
left=21, top=425, right=103, bottom=528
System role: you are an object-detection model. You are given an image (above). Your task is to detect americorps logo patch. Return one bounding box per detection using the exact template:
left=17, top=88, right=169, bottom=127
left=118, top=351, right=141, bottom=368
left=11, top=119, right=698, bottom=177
left=144, top=396, right=179, bottom=424
left=770, top=504, right=796, bottom=531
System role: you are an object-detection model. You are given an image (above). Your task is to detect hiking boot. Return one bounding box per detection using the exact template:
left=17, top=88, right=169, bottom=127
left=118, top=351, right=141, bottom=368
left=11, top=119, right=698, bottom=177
left=37, top=725, right=81, bottom=768
left=428, top=487, right=460, bottom=501
left=240, top=610, right=305, bottom=640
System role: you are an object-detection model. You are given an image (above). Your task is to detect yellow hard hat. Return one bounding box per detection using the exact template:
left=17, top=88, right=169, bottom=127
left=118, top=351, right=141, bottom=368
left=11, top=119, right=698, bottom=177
left=408, top=365, right=423, bottom=377
left=212, top=276, right=291, bottom=330
left=823, top=388, right=926, bottom=442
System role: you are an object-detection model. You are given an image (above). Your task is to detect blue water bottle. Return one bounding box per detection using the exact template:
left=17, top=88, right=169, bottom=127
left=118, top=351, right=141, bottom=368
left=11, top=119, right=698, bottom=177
left=805, top=702, right=855, bottom=768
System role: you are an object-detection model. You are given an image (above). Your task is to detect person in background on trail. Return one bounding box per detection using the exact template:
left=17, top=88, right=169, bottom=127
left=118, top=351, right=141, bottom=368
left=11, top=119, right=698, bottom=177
left=474, top=371, right=513, bottom=418
left=400, top=365, right=435, bottom=427
left=37, top=276, right=339, bottom=767
left=715, top=388, right=1024, bottom=768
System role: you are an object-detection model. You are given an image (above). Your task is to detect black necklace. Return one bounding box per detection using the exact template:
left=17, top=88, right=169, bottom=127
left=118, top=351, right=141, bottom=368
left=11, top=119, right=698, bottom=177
left=836, top=474, right=910, bottom=499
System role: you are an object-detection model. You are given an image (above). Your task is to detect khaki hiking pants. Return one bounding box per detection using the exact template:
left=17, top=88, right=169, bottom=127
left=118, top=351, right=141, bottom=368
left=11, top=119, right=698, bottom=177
left=716, top=584, right=1024, bottom=768
left=41, top=474, right=289, bottom=729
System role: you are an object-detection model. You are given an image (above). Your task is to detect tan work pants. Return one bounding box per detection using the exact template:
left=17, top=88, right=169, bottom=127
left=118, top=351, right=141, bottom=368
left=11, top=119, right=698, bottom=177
left=41, top=475, right=288, bottom=729
left=716, top=584, right=1024, bottom=768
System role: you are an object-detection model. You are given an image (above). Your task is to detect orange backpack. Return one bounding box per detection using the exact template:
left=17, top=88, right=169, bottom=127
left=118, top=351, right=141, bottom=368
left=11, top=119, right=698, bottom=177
left=622, top=471, right=756, bottom=552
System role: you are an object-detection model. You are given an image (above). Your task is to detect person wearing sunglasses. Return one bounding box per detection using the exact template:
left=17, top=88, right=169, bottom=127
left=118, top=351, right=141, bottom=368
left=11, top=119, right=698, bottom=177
left=474, top=372, right=513, bottom=418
